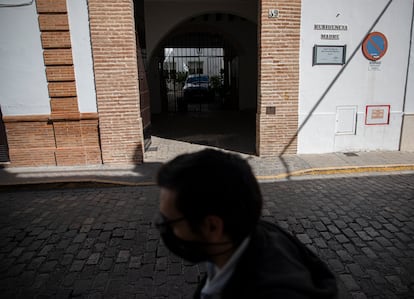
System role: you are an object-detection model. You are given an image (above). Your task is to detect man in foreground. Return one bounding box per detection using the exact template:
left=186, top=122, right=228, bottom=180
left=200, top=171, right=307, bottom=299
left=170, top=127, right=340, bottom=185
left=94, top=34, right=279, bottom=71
left=155, top=149, right=338, bottom=298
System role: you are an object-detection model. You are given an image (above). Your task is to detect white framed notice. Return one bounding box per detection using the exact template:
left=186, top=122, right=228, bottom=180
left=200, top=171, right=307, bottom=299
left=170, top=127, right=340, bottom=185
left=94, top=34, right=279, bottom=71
left=313, top=45, right=346, bottom=65
left=365, top=105, right=390, bottom=125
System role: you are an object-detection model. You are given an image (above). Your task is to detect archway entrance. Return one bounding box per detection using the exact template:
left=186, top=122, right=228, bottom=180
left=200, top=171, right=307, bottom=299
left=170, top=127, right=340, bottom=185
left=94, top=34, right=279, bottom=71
left=159, top=32, right=238, bottom=113
left=149, top=13, right=257, bottom=155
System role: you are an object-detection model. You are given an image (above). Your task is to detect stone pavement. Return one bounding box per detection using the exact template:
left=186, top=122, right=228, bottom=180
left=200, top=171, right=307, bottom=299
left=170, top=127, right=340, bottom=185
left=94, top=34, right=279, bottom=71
left=1, top=136, right=414, bottom=187
left=0, top=173, right=413, bottom=298
left=1, top=137, right=414, bottom=298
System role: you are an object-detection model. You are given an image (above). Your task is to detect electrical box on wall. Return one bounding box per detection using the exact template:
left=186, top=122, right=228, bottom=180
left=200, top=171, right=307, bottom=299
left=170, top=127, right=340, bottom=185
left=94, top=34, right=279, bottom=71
left=335, top=106, right=357, bottom=135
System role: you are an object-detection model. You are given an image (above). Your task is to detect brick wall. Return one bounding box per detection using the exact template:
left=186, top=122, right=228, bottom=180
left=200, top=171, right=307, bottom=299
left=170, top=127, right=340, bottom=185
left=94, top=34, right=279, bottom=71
left=257, top=0, right=301, bottom=156
left=88, top=0, right=144, bottom=164
left=3, top=0, right=102, bottom=167
left=4, top=114, right=101, bottom=167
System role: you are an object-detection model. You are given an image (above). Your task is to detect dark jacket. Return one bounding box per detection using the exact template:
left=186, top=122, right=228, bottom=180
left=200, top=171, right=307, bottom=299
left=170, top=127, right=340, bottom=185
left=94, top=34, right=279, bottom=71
left=194, top=220, right=338, bottom=299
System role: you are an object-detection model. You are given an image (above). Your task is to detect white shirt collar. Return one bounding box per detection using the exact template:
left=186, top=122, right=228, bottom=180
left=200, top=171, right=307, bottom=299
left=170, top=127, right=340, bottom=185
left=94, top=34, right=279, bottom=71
left=201, top=236, right=251, bottom=297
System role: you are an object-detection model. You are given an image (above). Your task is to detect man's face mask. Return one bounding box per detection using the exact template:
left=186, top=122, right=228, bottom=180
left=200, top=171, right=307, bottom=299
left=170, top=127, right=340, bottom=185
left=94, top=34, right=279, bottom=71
left=154, top=213, right=232, bottom=264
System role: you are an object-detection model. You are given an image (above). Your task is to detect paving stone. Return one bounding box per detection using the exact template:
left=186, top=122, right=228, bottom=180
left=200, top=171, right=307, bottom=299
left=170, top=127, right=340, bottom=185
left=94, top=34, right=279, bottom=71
left=327, top=225, right=341, bottom=234
left=83, top=237, right=95, bottom=249
left=355, top=218, right=369, bottom=227
left=28, top=240, right=44, bottom=251
left=83, top=217, right=95, bottom=225
left=296, top=233, right=312, bottom=244
left=376, top=236, right=392, bottom=247
left=347, top=263, right=366, bottom=278
left=335, top=234, right=350, bottom=244
left=70, top=260, right=86, bottom=272
left=17, top=251, right=35, bottom=263
left=39, top=260, right=57, bottom=273
left=76, top=249, right=91, bottom=260
left=73, top=233, right=87, bottom=244
left=328, top=259, right=344, bottom=272
left=116, top=250, right=130, bottom=263
left=32, top=273, right=49, bottom=289
left=366, top=269, right=387, bottom=284
left=38, top=244, right=54, bottom=256
left=361, top=247, right=377, bottom=259
left=99, top=258, right=113, bottom=271
left=337, top=250, right=353, bottom=262
left=129, top=256, right=142, bottom=269
left=364, top=227, right=380, bottom=238
left=340, top=274, right=360, bottom=291
left=314, top=237, right=328, bottom=249
left=105, top=279, right=124, bottom=296
left=113, top=263, right=127, bottom=276
left=124, top=229, right=136, bottom=240
left=61, top=254, right=74, bottom=266
left=37, top=230, right=52, bottom=240
left=27, top=257, right=46, bottom=270
left=86, top=252, right=100, bottom=265
left=56, top=239, right=71, bottom=249
left=350, top=292, right=368, bottom=299
left=6, top=263, right=25, bottom=277
left=65, top=243, right=80, bottom=253
left=112, top=228, right=124, bottom=238
left=72, top=279, right=92, bottom=296
left=98, top=232, right=111, bottom=242
left=92, top=272, right=109, bottom=291
left=356, top=231, right=373, bottom=241
left=9, top=247, right=24, bottom=258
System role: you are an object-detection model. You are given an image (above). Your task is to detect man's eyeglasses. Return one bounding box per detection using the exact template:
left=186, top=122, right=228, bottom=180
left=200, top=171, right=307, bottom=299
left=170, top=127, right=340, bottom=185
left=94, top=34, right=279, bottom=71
left=154, top=212, right=186, bottom=230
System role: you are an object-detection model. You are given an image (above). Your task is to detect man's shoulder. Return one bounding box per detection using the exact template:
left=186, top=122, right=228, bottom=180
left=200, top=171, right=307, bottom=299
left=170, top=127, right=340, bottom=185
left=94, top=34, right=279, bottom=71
left=221, top=220, right=338, bottom=299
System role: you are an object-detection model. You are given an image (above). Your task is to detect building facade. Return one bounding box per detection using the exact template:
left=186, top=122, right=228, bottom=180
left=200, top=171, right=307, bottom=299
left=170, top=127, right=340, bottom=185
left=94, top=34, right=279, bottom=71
left=0, top=0, right=413, bottom=167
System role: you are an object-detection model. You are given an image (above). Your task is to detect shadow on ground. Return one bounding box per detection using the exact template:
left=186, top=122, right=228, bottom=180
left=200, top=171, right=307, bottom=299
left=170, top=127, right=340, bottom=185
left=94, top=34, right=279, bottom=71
left=150, top=109, right=256, bottom=155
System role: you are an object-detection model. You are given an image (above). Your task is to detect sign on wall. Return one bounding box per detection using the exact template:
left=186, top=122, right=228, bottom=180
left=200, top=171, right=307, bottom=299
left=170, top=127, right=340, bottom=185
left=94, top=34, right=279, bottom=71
left=313, top=45, right=346, bottom=65
left=365, top=105, right=390, bottom=125
left=362, top=32, right=388, bottom=61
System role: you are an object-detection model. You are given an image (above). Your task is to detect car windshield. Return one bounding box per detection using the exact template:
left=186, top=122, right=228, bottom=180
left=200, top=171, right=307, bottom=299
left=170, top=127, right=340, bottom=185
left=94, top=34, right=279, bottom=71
left=186, top=75, right=209, bottom=84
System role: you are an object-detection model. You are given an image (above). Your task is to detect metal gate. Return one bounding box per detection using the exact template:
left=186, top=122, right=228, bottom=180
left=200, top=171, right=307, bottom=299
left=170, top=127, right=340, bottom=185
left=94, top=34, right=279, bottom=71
left=159, top=32, right=238, bottom=113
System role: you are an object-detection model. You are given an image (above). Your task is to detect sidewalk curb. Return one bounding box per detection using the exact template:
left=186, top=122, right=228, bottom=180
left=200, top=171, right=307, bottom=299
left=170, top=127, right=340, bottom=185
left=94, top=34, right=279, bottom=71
left=0, top=178, right=157, bottom=189
left=1, top=164, right=414, bottom=189
left=256, top=164, right=414, bottom=181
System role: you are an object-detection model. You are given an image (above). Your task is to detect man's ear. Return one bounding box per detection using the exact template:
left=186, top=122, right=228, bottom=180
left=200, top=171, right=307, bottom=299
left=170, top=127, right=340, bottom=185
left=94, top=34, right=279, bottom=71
left=202, top=215, right=224, bottom=241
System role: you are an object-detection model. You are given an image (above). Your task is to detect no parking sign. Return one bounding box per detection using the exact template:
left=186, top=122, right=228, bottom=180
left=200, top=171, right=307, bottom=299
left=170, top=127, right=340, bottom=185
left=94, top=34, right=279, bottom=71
left=362, top=32, right=388, bottom=61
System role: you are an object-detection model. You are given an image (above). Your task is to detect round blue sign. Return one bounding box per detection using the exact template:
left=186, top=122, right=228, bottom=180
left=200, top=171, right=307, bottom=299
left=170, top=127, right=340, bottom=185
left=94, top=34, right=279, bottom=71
left=362, top=32, right=388, bottom=61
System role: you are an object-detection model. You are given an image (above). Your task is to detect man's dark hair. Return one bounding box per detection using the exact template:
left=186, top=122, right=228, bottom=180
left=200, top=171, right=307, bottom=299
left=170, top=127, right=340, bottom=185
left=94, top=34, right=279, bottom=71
left=157, top=149, right=262, bottom=243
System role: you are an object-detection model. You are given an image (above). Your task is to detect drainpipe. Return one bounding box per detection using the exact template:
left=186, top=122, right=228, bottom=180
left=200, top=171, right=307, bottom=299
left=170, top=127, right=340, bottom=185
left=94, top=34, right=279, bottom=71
left=399, top=1, right=414, bottom=150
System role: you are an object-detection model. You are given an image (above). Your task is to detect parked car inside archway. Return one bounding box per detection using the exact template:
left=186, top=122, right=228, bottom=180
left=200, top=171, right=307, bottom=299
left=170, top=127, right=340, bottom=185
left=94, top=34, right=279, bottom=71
left=182, top=75, right=213, bottom=103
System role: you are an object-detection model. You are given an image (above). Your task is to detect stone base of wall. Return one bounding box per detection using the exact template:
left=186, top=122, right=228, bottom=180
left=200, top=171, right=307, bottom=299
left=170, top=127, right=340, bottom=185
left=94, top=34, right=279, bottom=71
left=400, top=114, right=414, bottom=151
left=3, top=114, right=102, bottom=167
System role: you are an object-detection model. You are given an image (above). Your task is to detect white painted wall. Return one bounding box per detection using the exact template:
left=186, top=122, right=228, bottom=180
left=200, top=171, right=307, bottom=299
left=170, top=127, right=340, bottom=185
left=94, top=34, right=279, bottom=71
left=67, top=0, right=97, bottom=113
left=298, top=0, right=414, bottom=153
left=405, top=7, right=414, bottom=114
left=0, top=0, right=50, bottom=116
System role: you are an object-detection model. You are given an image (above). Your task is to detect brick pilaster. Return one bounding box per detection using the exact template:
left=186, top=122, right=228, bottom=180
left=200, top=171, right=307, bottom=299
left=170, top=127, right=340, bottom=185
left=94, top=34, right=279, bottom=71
left=257, top=0, right=301, bottom=156
left=88, top=0, right=144, bottom=164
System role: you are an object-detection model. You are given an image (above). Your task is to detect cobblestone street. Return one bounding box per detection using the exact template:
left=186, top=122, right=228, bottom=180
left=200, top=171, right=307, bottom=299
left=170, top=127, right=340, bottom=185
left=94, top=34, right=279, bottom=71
left=0, top=173, right=413, bottom=298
